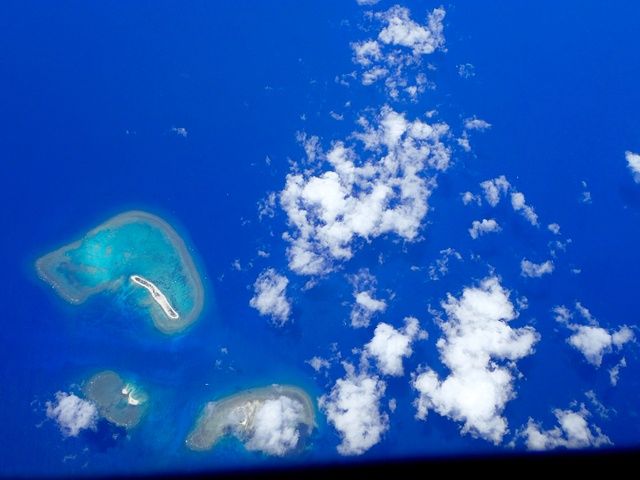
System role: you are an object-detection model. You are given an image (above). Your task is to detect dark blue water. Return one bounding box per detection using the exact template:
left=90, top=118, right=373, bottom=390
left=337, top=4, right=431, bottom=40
left=1, top=1, right=640, bottom=476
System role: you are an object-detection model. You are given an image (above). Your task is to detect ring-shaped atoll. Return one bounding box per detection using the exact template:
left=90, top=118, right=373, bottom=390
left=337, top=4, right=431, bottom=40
left=36, top=210, right=205, bottom=334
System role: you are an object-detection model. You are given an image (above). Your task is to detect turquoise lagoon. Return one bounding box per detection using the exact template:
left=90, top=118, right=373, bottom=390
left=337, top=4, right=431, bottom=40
left=36, top=211, right=205, bottom=334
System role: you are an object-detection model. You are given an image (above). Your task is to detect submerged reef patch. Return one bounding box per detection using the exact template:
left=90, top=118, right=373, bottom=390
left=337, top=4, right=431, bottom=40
left=84, top=370, right=148, bottom=429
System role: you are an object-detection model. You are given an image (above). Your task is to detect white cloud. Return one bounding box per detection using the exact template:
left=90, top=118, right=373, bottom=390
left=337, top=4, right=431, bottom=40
left=585, top=390, right=612, bottom=418
left=511, top=191, right=539, bottom=226
left=580, top=180, right=592, bottom=204
left=319, top=362, right=389, bottom=455
left=250, top=268, right=292, bottom=326
left=609, top=357, right=627, bottom=386
left=351, top=6, right=446, bottom=99
left=364, top=317, right=427, bottom=376
left=171, top=127, right=188, bottom=138
left=480, top=175, right=510, bottom=207
left=552, top=305, right=572, bottom=323
left=520, top=259, right=554, bottom=278
left=356, top=0, right=380, bottom=5
left=297, top=132, right=321, bottom=163
left=547, top=223, right=561, bottom=235
left=243, top=395, right=309, bottom=456
left=457, top=118, right=490, bottom=153
left=568, top=325, right=633, bottom=367
left=46, top=392, right=98, bottom=437
left=352, top=40, right=383, bottom=67
left=554, top=303, right=635, bottom=367
left=349, top=269, right=387, bottom=328
left=412, top=277, right=539, bottom=444
left=258, top=192, right=277, bottom=220
left=428, top=248, right=462, bottom=280
left=469, top=218, right=501, bottom=239
left=280, top=106, right=450, bottom=275
left=461, top=191, right=481, bottom=206
left=361, top=66, right=389, bottom=86
left=377, top=6, right=446, bottom=55
left=457, top=132, right=471, bottom=152
left=626, top=151, right=640, bottom=183
left=521, top=404, right=611, bottom=451
left=457, top=63, right=475, bottom=78
left=464, top=117, right=491, bottom=131
left=478, top=176, right=540, bottom=226
left=307, top=356, right=331, bottom=373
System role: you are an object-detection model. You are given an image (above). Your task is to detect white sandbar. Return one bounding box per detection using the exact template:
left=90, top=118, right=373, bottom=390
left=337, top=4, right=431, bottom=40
left=130, top=274, right=179, bottom=320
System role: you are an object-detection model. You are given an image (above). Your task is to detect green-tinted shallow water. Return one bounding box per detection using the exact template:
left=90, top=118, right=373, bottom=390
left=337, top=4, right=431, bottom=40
left=36, top=210, right=205, bottom=334
left=84, top=370, right=148, bottom=429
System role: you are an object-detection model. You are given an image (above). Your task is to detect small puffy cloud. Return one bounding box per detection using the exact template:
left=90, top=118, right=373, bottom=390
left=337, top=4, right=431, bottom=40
left=520, top=259, right=554, bottom=278
left=427, top=247, right=462, bottom=281
left=478, top=176, right=540, bottom=225
left=511, top=191, right=539, bottom=226
left=568, top=325, right=633, bottom=367
left=548, top=223, right=561, bottom=235
left=461, top=191, right=481, bottom=206
left=258, top=192, right=276, bottom=220
left=521, top=405, right=611, bottom=451
left=250, top=268, right=292, bottom=326
left=354, top=292, right=386, bottom=321
left=280, top=106, right=450, bottom=275
left=171, top=127, right=188, bottom=138
left=412, top=277, right=539, bottom=444
left=244, top=395, right=309, bottom=456
left=580, top=180, right=592, bottom=204
left=457, top=63, right=475, bottom=78
left=352, top=40, right=382, bottom=67
left=552, top=305, right=572, bottom=323
left=306, top=356, right=331, bottom=373
left=554, top=303, right=635, bottom=367
left=364, top=317, right=427, bottom=376
left=626, top=151, right=640, bottom=182
left=46, top=392, right=98, bottom=437
left=469, top=218, right=501, bottom=239
left=585, top=390, right=612, bottom=419
left=464, top=117, right=491, bottom=131
left=457, top=132, right=471, bottom=152
left=480, top=175, right=510, bottom=207
left=319, top=363, right=389, bottom=455
left=609, top=357, right=627, bottom=386
left=377, top=6, right=446, bottom=55
left=351, top=6, right=446, bottom=99
left=349, top=269, right=387, bottom=328
left=477, top=176, right=540, bottom=226
left=457, top=118, right=490, bottom=153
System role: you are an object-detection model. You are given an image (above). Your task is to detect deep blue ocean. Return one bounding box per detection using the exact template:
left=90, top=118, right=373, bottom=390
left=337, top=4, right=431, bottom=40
left=1, top=1, right=640, bottom=476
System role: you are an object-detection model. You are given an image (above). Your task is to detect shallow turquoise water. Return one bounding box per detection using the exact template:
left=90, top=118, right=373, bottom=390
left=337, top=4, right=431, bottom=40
left=36, top=211, right=204, bottom=334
